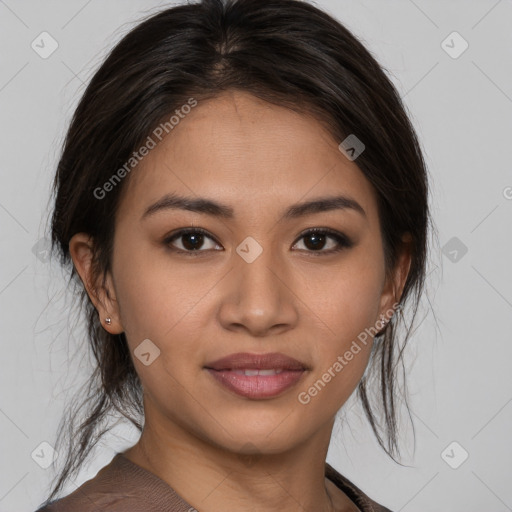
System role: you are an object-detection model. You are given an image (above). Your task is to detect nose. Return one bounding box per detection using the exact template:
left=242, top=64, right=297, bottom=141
left=217, top=243, right=299, bottom=337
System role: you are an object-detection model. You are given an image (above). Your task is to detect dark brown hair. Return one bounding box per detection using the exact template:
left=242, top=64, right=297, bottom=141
left=42, top=0, right=433, bottom=504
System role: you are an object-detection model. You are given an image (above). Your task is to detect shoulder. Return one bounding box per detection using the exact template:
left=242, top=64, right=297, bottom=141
left=35, top=494, right=150, bottom=512
left=325, top=462, right=394, bottom=512
left=34, top=453, right=194, bottom=512
left=34, top=453, right=146, bottom=512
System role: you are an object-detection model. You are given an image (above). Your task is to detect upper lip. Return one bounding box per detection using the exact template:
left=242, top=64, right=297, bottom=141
left=205, top=352, right=308, bottom=371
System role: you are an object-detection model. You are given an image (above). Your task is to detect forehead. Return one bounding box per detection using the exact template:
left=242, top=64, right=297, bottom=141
left=116, top=90, right=378, bottom=223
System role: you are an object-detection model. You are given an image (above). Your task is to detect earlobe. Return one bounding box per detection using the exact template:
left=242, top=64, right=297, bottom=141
left=68, top=233, right=124, bottom=334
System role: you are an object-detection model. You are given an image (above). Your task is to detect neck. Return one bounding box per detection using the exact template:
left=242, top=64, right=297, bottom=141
left=123, top=409, right=354, bottom=511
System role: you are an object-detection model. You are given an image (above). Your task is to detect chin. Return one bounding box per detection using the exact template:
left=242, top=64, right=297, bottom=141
left=201, top=410, right=314, bottom=453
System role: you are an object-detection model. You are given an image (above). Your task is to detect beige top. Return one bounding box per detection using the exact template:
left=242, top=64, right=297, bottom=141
left=35, top=452, right=392, bottom=511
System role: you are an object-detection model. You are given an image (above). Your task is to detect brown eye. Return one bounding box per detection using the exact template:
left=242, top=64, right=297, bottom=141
left=293, top=228, right=353, bottom=254
left=164, top=228, right=221, bottom=254
left=164, top=227, right=353, bottom=256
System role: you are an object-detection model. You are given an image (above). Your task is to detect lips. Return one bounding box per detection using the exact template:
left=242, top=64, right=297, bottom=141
left=204, top=352, right=308, bottom=371
left=204, top=352, right=308, bottom=399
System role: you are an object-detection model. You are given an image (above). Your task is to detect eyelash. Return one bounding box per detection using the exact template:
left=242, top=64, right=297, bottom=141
left=163, top=227, right=354, bottom=257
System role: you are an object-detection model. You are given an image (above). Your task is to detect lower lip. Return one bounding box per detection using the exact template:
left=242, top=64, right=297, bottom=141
left=206, top=369, right=306, bottom=399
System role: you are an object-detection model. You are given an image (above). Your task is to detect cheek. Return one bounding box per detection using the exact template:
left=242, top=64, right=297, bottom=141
left=112, top=235, right=196, bottom=338
left=310, top=254, right=383, bottom=339
left=297, top=289, right=378, bottom=415
left=112, top=243, right=216, bottom=384
left=301, top=252, right=384, bottom=390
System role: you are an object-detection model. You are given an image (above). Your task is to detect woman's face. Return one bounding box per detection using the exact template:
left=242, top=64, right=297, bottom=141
left=74, top=89, right=407, bottom=456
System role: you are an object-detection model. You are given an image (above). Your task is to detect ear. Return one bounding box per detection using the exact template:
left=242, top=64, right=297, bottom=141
left=69, top=233, right=123, bottom=334
left=378, top=233, right=413, bottom=322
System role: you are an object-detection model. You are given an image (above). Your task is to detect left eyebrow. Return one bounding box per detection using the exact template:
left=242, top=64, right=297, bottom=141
left=282, top=195, right=366, bottom=219
left=140, top=192, right=366, bottom=221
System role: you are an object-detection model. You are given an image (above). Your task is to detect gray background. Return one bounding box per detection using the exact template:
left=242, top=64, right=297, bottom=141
left=1, top=0, right=511, bottom=510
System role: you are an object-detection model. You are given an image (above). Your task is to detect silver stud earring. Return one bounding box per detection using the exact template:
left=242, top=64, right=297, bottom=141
left=105, top=317, right=112, bottom=325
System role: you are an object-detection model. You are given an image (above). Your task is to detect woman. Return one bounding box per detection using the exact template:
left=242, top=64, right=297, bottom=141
left=36, top=0, right=432, bottom=510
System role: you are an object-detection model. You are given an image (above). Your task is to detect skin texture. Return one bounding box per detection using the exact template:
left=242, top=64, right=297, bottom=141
left=69, top=90, right=411, bottom=512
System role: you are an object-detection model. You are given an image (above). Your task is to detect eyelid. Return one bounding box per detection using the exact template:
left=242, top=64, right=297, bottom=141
left=293, top=227, right=353, bottom=245
left=163, top=227, right=222, bottom=253
left=163, top=226, right=353, bottom=255
left=292, top=227, right=354, bottom=254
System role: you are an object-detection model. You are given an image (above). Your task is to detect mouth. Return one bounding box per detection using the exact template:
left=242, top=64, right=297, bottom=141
left=204, top=351, right=309, bottom=371
left=229, top=368, right=286, bottom=376
left=204, top=352, right=309, bottom=399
